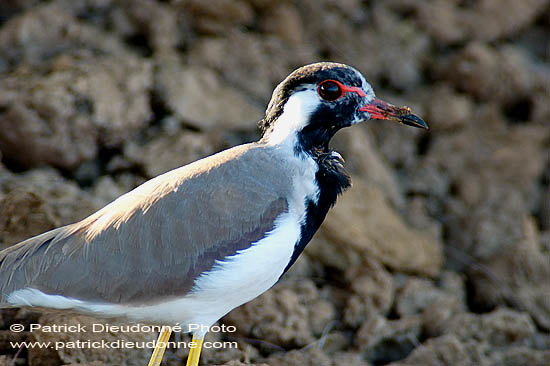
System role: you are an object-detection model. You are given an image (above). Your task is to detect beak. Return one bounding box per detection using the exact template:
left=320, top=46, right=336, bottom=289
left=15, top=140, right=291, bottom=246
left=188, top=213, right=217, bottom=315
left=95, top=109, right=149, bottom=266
left=358, top=98, right=429, bottom=130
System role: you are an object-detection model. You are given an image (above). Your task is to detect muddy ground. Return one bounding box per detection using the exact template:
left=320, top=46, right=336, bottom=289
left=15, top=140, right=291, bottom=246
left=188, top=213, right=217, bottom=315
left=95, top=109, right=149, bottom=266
left=0, top=0, right=549, bottom=365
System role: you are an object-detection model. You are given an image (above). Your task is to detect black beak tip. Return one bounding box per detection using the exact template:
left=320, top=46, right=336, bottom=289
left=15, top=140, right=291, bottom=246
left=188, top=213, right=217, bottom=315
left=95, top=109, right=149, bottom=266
left=402, top=114, right=429, bottom=130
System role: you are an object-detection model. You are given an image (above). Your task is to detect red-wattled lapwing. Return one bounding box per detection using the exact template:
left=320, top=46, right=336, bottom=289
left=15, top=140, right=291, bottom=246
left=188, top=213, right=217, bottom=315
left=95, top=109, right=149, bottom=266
left=0, top=62, right=427, bottom=366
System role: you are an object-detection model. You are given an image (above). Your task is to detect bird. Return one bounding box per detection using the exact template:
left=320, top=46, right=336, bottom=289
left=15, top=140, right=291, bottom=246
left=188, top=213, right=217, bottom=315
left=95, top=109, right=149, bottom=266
left=0, top=62, right=428, bottom=366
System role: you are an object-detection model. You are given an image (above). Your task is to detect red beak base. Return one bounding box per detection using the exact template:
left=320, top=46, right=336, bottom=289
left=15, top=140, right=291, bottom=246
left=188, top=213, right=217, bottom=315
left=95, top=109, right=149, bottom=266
left=359, top=98, right=429, bottom=129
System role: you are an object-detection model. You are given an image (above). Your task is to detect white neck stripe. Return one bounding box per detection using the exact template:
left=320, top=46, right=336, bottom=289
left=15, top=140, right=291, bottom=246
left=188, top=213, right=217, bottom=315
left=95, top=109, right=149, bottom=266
left=265, top=89, right=319, bottom=148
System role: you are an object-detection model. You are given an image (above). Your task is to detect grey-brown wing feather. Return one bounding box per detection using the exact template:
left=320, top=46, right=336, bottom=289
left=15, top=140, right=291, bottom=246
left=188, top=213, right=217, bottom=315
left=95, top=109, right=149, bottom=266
left=0, top=143, right=291, bottom=305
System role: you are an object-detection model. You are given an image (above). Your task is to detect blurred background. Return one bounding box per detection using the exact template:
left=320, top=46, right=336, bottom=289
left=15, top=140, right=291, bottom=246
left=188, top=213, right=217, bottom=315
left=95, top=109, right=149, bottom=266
left=0, top=0, right=548, bottom=365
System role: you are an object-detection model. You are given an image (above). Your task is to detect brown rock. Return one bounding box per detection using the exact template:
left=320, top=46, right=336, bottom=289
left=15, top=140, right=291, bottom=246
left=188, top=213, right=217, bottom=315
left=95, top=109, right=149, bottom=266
left=184, top=0, right=255, bottom=35
left=470, top=219, right=550, bottom=330
left=0, top=3, right=130, bottom=68
left=260, top=4, right=304, bottom=44
left=281, top=254, right=317, bottom=282
left=331, top=126, right=404, bottom=208
left=445, top=308, right=536, bottom=346
left=218, top=361, right=267, bottom=366
left=416, top=0, right=550, bottom=43
left=395, top=277, right=463, bottom=318
left=0, top=51, right=152, bottom=170
left=347, top=257, right=395, bottom=312
left=124, top=130, right=222, bottom=177
left=415, top=1, right=466, bottom=44
left=108, top=0, right=180, bottom=54
left=187, top=330, right=255, bottom=366
left=438, top=43, right=535, bottom=103
left=223, top=279, right=336, bottom=348
left=531, top=71, right=550, bottom=126
left=415, top=104, right=549, bottom=265
left=316, top=332, right=349, bottom=355
left=368, top=6, right=430, bottom=91
left=367, top=115, right=424, bottom=178
left=342, top=257, right=395, bottom=327
left=0, top=188, right=58, bottom=250
left=422, top=296, right=465, bottom=339
left=65, top=362, right=107, bottom=366
left=154, top=60, right=263, bottom=130
left=307, top=179, right=443, bottom=277
left=188, top=30, right=316, bottom=100
left=404, top=196, right=443, bottom=241
left=89, top=176, right=136, bottom=208
left=418, top=272, right=467, bottom=338
left=482, top=308, right=537, bottom=346
left=387, top=334, right=487, bottom=366
left=343, top=295, right=377, bottom=330
left=464, top=0, right=549, bottom=42
left=0, top=0, right=40, bottom=22
left=304, top=2, right=430, bottom=91
left=356, top=313, right=422, bottom=364
left=0, top=330, right=29, bottom=357
left=423, top=84, right=474, bottom=132
left=487, top=346, right=550, bottom=366
left=265, top=347, right=331, bottom=366
left=390, top=317, right=544, bottom=365
left=28, top=333, right=63, bottom=366
left=446, top=185, right=528, bottom=262
left=0, top=168, right=102, bottom=248
left=30, top=313, right=156, bottom=366
left=328, top=351, right=370, bottom=366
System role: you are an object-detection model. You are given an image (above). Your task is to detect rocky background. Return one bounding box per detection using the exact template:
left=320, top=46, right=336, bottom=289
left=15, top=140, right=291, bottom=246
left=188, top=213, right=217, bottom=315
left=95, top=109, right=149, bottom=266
left=0, top=0, right=549, bottom=365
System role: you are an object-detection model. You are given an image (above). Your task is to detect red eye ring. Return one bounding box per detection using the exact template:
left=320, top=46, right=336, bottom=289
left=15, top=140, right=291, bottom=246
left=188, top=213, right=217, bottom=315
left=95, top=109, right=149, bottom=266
left=317, top=79, right=367, bottom=102
left=318, top=80, right=344, bottom=101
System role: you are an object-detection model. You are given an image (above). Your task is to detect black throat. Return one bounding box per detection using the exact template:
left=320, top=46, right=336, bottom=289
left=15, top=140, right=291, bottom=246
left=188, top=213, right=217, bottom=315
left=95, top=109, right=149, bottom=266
left=282, top=147, right=351, bottom=275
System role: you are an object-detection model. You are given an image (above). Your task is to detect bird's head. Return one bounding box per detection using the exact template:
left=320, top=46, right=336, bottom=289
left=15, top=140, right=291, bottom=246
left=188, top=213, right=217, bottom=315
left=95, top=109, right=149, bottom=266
left=260, top=62, right=428, bottom=152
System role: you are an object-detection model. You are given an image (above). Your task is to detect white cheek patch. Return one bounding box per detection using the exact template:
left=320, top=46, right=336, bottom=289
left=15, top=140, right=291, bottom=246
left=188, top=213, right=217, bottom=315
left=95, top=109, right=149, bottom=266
left=265, top=88, right=320, bottom=146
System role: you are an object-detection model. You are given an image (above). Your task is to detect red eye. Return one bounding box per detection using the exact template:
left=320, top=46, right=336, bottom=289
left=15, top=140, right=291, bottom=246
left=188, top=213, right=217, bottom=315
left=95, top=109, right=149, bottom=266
left=318, top=80, right=343, bottom=101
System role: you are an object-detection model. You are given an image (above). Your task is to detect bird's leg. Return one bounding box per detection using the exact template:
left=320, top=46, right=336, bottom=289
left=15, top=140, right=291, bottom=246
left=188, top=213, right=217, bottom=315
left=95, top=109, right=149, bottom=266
left=186, top=333, right=205, bottom=366
left=147, top=326, right=172, bottom=366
